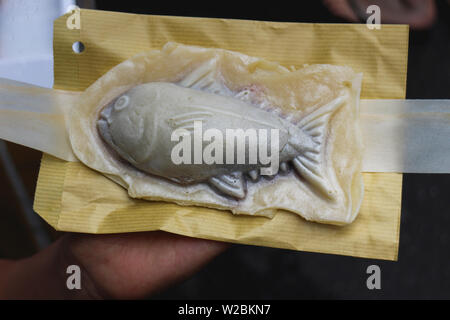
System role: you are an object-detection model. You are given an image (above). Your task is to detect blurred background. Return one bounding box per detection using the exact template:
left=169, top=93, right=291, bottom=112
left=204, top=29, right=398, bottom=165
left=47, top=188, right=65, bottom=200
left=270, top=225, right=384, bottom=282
left=0, top=0, right=449, bottom=299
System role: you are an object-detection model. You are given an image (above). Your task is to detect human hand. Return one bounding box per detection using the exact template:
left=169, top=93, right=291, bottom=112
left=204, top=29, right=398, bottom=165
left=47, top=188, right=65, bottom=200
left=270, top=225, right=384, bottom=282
left=0, top=231, right=227, bottom=299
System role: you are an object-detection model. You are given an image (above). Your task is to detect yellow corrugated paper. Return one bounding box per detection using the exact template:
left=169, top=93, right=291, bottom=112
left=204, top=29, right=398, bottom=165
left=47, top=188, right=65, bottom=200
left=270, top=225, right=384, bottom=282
left=34, top=9, right=408, bottom=260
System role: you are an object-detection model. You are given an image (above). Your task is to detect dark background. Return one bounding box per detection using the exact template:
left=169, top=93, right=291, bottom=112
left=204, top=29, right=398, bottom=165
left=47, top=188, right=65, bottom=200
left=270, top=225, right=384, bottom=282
left=1, top=1, right=449, bottom=299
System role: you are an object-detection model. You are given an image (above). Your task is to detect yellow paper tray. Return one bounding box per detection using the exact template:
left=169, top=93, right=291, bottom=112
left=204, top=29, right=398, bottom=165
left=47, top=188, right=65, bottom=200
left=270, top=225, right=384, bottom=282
left=34, top=9, right=408, bottom=261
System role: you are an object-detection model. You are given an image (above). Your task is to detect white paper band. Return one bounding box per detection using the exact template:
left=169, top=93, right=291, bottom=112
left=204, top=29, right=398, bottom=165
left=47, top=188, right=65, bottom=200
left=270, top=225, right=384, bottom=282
left=361, top=99, right=450, bottom=173
left=0, top=78, right=78, bottom=161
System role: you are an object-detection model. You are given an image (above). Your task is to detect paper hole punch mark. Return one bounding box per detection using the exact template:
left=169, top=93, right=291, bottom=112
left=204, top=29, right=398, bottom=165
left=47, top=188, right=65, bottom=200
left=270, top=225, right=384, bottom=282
left=72, top=41, right=85, bottom=54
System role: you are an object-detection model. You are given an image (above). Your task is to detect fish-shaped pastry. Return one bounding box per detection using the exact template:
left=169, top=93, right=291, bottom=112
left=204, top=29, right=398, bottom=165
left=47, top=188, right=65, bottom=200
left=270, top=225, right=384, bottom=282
left=0, top=42, right=364, bottom=224
left=97, top=82, right=344, bottom=200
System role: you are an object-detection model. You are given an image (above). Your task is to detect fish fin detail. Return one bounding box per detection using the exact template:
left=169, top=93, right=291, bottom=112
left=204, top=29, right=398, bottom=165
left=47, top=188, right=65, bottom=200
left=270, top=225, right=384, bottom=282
left=248, top=169, right=260, bottom=181
left=293, top=96, right=347, bottom=200
left=292, top=157, right=337, bottom=200
left=178, top=58, right=226, bottom=94
left=209, top=172, right=247, bottom=199
left=297, top=95, right=346, bottom=140
left=167, top=111, right=213, bottom=131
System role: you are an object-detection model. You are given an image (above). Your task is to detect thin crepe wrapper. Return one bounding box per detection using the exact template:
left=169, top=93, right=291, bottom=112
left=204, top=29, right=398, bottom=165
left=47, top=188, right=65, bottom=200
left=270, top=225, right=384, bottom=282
left=34, top=9, right=408, bottom=260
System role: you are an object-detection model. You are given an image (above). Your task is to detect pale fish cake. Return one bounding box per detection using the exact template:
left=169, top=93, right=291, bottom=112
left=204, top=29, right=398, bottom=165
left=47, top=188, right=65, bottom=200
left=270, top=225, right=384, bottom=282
left=68, top=42, right=364, bottom=225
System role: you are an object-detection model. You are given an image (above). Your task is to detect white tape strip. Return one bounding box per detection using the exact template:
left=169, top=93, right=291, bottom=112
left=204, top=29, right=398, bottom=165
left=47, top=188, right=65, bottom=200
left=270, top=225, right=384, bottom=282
left=361, top=99, right=450, bottom=173
left=0, top=78, right=78, bottom=161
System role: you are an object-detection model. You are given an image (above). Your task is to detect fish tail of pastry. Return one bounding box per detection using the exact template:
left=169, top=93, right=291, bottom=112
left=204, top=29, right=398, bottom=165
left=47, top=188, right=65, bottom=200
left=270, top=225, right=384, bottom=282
left=291, top=95, right=347, bottom=200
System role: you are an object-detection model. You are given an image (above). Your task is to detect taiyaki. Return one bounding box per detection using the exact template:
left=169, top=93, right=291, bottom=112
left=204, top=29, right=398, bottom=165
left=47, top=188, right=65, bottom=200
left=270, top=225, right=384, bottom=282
left=97, top=82, right=345, bottom=200
left=0, top=42, right=364, bottom=224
